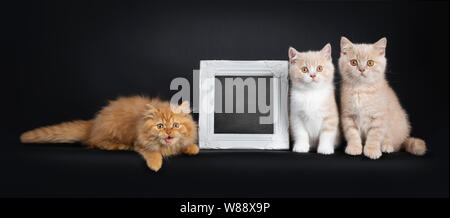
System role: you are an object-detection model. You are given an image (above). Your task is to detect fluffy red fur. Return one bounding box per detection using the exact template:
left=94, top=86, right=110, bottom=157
left=20, top=96, right=199, bottom=171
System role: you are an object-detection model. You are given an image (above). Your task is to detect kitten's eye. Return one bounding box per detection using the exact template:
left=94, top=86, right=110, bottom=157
left=317, top=65, right=323, bottom=72
left=172, top=123, right=180, bottom=128
left=367, top=60, right=374, bottom=67
left=301, top=67, right=309, bottom=73
left=156, top=123, right=164, bottom=129
left=350, top=59, right=358, bottom=66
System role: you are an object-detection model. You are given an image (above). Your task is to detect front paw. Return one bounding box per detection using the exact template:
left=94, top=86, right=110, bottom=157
left=345, top=143, right=363, bottom=156
left=146, top=157, right=162, bottom=172
left=363, top=144, right=382, bottom=159
left=317, top=144, right=334, bottom=155
left=381, top=143, right=395, bottom=153
left=292, top=143, right=310, bottom=153
left=182, top=144, right=199, bottom=155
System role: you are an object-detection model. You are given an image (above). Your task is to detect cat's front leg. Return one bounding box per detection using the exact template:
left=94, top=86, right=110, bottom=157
left=291, top=116, right=310, bottom=153
left=182, top=144, right=199, bottom=155
left=317, top=115, right=339, bottom=155
left=137, top=149, right=163, bottom=171
left=342, top=114, right=363, bottom=155
left=363, top=116, right=386, bottom=159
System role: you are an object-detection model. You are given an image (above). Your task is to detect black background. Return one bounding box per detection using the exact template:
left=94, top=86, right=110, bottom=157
left=2, top=0, right=448, bottom=198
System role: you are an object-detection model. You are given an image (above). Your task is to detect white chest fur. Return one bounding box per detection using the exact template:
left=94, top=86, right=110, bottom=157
left=290, top=86, right=332, bottom=141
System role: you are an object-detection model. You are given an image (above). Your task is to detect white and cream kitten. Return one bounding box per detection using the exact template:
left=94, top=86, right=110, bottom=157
left=288, top=44, right=340, bottom=154
left=339, top=37, right=426, bottom=159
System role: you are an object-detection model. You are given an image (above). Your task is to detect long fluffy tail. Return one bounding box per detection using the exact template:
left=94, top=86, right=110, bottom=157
left=20, top=120, right=92, bottom=143
left=403, top=137, right=427, bottom=156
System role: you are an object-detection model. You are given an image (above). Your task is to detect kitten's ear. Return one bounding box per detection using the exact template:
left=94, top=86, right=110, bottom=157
left=288, top=47, right=299, bottom=64
left=172, top=101, right=191, bottom=114
left=144, top=104, right=157, bottom=119
left=373, top=37, right=387, bottom=56
left=179, top=101, right=191, bottom=114
left=320, top=43, right=332, bottom=60
left=340, top=36, right=353, bottom=55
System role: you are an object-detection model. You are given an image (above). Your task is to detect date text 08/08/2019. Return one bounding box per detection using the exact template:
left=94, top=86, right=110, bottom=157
left=180, top=202, right=270, bottom=215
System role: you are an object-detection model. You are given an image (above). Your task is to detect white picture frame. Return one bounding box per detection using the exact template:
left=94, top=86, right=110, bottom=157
left=198, top=60, right=289, bottom=150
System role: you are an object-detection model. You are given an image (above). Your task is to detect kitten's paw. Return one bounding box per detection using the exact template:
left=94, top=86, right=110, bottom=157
left=292, top=143, right=310, bottom=153
left=317, top=145, right=334, bottom=155
left=381, top=144, right=395, bottom=153
left=182, top=144, right=199, bottom=155
left=146, top=157, right=163, bottom=172
left=345, top=143, right=363, bottom=156
left=363, top=145, right=382, bottom=159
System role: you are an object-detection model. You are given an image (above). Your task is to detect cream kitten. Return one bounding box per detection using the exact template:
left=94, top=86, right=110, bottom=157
left=339, top=36, right=426, bottom=159
left=288, top=44, right=340, bottom=154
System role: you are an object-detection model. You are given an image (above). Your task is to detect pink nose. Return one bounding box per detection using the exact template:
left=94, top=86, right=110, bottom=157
left=310, top=74, right=316, bottom=78
left=359, top=69, right=365, bottom=73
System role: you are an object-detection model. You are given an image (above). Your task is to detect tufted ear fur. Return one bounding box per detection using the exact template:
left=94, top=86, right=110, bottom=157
left=179, top=101, right=191, bottom=114
left=144, top=104, right=158, bottom=119
left=373, top=37, right=387, bottom=56
left=288, top=47, right=299, bottom=64
left=320, top=43, right=332, bottom=60
left=340, top=36, right=353, bottom=55
left=171, top=101, right=191, bottom=114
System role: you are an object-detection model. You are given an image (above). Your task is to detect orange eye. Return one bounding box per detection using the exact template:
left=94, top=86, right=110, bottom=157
left=156, top=123, right=164, bottom=129
left=317, top=65, right=323, bottom=72
left=301, top=67, right=309, bottom=73
left=350, top=59, right=358, bottom=66
left=367, top=60, right=374, bottom=67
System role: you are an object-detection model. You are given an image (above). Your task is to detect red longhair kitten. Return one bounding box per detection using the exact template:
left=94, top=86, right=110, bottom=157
left=289, top=44, right=340, bottom=154
left=339, top=36, right=426, bottom=159
left=20, top=96, right=199, bottom=171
